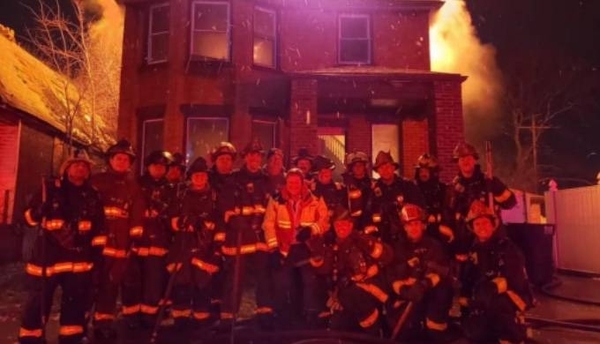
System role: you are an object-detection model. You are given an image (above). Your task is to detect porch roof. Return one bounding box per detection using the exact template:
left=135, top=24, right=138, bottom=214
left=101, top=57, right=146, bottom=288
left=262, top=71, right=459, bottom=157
left=289, top=66, right=467, bottom=82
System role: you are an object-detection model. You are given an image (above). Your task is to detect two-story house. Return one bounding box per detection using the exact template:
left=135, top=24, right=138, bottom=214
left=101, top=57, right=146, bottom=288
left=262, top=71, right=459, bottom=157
left=118, top=0, right=465, bottom=180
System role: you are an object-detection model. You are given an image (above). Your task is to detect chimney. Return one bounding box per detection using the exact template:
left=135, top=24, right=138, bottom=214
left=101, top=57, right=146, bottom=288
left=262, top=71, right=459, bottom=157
left=0, top=24, right=15, bottom=43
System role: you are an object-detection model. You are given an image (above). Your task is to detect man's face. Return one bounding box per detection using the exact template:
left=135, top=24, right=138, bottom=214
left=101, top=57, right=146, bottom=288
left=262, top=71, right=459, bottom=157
left=404, top=220, right=425, bottom=242
left=109, top=153, right=132, bottom=173
left=418, top=168, right=431, bottom=182
left=166, top=166, right=183, bottom=182
left=334, top=219, right=353, bottom=240
left=245, top=152, right=262, bottom=172
left=267, top=154, right=284, bottom=174
left=317, top=168, right=332, bottom=184
left=67, top=161, right=90, bottom=184
left=458, top=155, right=476, bottom=176
left=190, top=172, right=208, bottom=189
left=215, top=154, right=233, bottom=174
left=286, top=174, right=303, bottom=197
left=351, top=162, right=366, bottom=178
left=472, top=216, right=495, bottom=242
left=377, top=163, right=395, bottom=181
left=148, top=163, right=166, bottom=179
left=296, top=159, right=312, bottom=176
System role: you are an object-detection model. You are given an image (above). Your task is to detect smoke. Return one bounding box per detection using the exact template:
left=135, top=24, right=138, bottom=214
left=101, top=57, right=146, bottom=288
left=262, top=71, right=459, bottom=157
left=430, top=0, right=503, bottom=138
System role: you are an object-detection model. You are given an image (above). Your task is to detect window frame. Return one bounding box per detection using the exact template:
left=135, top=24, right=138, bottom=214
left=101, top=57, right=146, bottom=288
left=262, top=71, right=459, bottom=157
left=185, top=116, right=230, bottom=162
left=147, top=3, right=170, bottom=64
left=338, top=14, right=372, bottom=65
left=140, top=118, right=165, bottom=174
left=251, top=119, right=277, bottom=148
left=190, top=1, right=232, bottom=62
left=252, top=6, right=277, bottom=69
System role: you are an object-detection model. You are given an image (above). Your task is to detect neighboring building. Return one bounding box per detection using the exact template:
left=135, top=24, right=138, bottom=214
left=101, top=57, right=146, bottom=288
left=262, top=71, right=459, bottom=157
left=118, top=0, right=465, bottom=180
left=0, top=25, right=112, bottom=261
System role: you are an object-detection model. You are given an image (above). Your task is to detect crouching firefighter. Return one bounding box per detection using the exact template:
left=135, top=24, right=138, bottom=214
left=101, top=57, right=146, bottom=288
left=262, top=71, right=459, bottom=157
left=19, top=150, right=106, bottom=344
left=461, top=200, right=533, bottom=344
left=387, top=204, right=455, bottom=342
left=166, top=157, right=221, bottom=330
left=311, top=205, right=393, bottom=336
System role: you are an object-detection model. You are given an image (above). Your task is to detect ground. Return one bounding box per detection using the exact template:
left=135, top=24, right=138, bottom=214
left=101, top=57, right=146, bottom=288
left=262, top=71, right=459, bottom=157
left=2, top=263, right=599, bottom=344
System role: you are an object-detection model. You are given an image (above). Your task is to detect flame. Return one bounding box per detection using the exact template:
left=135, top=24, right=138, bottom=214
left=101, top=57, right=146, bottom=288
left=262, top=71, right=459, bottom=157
left=430, top=0, right=502, bottom=116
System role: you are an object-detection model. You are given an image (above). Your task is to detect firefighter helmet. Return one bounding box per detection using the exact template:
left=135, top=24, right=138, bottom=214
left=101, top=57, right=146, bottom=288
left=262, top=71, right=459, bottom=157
left=286, top=167, right=305, bottom=180
left=400, top=204, right=425, bottom=224
left=169, top=152, right=187, bottom=169
left=60, top=148, right=94, bottom=176
left=291, top=147, right=314, bottom=166
left=187, top=157, right=209, bottom=178
left=415, top=153, right=439, bottom=170
left=312, top=155, right=335, bottom=173
left=210, top=142, right=237, bottom=162
left=345, top=151, right=369, bottom=168
left=144, top=150, right=173, bottom=167
left=465, top=200, right=498, bottom=228
left=331, top=205, right=352, bottom=223
left=453, top=142, right=479, bottom=161
left=373, top=151, right=399, bottom=171
left=241, top=139, right=265, bottom=157
left=106, top=139, right=136, bottom=161
left=266, top=148, right=284, bottom=161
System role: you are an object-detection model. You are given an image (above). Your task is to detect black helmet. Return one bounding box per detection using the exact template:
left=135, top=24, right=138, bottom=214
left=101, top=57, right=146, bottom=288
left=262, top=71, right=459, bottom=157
left=312, top=155, right=335, bottom=174
left=452, top=142, right=479, bottom=161
left=241, top=139, right=265, bottom=157
left=210, top=142, right=237, bottom=162
left=292, top=147, right=314, bottom=166
left=169, top=152, right=187, bottom=169
left=187, top=157, right=209, bottom=179
left=144, top=150, right=173, bottom=167
left=106, top=139, right=136, bottom=161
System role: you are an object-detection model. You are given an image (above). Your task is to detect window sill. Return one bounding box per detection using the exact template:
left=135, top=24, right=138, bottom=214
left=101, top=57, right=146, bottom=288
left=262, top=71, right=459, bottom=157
left=139, top=61, right=168, bottom=73
left=252, top=64, right=281, bottom=73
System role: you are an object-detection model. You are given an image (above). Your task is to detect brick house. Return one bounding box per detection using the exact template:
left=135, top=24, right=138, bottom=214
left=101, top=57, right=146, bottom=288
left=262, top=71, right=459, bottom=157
left=118, top=0, right=465, bottom=181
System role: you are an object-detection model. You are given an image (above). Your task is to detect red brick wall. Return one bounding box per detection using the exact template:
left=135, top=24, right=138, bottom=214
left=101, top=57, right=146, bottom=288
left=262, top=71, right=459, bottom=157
left=347, top=115, right=371, bottom=157
left=289, top=79, right=318, bottom=159
left=433, top=80, right=464, bottom=182
left=401, top=119, right=429, bottom=178
left=0, top=119, right=19, bottom=224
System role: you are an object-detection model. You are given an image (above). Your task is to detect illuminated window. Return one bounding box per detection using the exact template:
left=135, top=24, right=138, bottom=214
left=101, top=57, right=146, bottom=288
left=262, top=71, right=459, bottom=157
left=338, top=14, right=371, bottom=64
left=186, top=117, right=229, bottom=162
left=191, top=1, right=230, bottom=61
left=252, top=119, right=276, bottom=150
left=147, top=4, right=169, bottom=64
left=253, top=7, right=276, bottom=68
left=141, top=118, right=164, bottom=173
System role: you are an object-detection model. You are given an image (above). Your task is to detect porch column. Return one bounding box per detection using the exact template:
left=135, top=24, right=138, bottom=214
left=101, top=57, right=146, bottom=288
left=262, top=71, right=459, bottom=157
left=433, top=80, right=465, bottom=182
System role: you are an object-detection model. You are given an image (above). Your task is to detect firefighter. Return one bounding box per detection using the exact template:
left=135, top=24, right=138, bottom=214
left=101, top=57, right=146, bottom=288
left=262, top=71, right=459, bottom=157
left=448, top=142, right=516, bottom=257
left=414, top=154, right=454, bottom=247
left=262, top=168, right=330, bottom=329
left=461, top=200, right=532, bottom=344
left=91, top=139, right=145, bottom=340
left=126, top=150, right=175, bottom=328
left=264, top=148, right=286, bottom=196
left=219, top=140, right=274, bottom=330
left=291, top=147, right=315, bottom=183
left=388, top=204, right=455, bottom=342
left=166, top=157, right=220, bottom=330
left=342, top=151, right=372, bottom=231
left=311, top=155, right=345, bottom=216
left=370, top=151, right=426, bottom=245
left=311, top=206, right=393, bottom=336
left=207, top=142, right=237, bottom=318
left=166, top=152, right=186, bottom=185
left=19, top=149, right=105, bottom=344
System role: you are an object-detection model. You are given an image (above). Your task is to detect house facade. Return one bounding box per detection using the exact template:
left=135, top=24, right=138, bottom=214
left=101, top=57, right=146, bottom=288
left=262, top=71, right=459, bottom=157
left=118, top=0, right=465, bottom=181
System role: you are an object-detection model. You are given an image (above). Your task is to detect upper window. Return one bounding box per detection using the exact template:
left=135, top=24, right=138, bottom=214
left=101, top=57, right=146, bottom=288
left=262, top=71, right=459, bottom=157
left=338, top=15, right=371, bottom=65
left=253, top=7, right=276, bottom=68
left=191, top=1, right=231, bottom=61
left=147, top=4, right=169, bottom=64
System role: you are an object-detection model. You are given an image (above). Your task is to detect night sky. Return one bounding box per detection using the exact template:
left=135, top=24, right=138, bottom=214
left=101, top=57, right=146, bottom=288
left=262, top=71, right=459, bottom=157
left=1, top=0, right=599, bottom=187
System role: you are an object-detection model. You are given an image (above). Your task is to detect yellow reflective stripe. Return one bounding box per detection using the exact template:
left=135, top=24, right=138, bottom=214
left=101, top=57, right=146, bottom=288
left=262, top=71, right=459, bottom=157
left=214, top=232, right=226, bottom=242
left=193, top=311, right=210, bottom=320
left=277, top=220, right=292, bottom=229
left=256, top=242, right=269, bottom=252
left=356, top=283, right=389, bottom=303
left=310, top=223, right=321, bottom=235
left=370, top=243, right=383, bottom=258
left=426, top=273, right=441, bottom=288
left=352, top=264, right=378, bottom=282
left=254, top=205, right=266, bottom=214
left=359, top=308, right=379, bottom=328
left=204, top=221, right=216, bottom=230
left=267, top=237, right=278, bottom=248
left=348, top=189, right=361, bottom=199
left=350, top=210, right=363, bottom=217
left=492, top=277, right=508, bottom=293
left=191, top=258, right=219, bottom=274
left=241, top=206, right=254, bottom=215
left=506, top=290, right=527, bottom=311
left=372, top=214, right=382, bottom=223
left=364, top=225, right=377, bottom=234
left=495, top=189, right=513, bottom=203
left=222, top=243, right=265, bottom=255
left=94, top=312, right=115, bottom=321
left=59, top=325, right=84, bottom=336
left=92, top=235, right=107, bottom=246
left=26, top=262, right=93, bottom=277
left=172, top=309, right=191, bottom=318
left=129, top=226, right=143, bottom=237
left=133, top=246, right=168, bottom=257
left=167, top=263, right=182, bottom=273
left=426, top=318, right=448, bottom=331
left=44, top=219, right=65, bottom=231
left=439, top=225, right=454, bottom=241
left=102, top=247, right=128, bottom=258
left=19, top=327, right=43, bottom=338
left=122, top=304, right=141, bottom=315
left=24, top=209, right=39, bottom=226
left=78, top=221, right=92, bottom=231
left=392, top=278, right=416, bottom=294
left=141, top=304, right=158, bottom=315
left=104, top=206, right=128, bottom=218
left=221, top=312, right=234, bottom=319
left=255, top=307, right=273, bottom=314
left=309, top=257, right=324, bottom=267
left=25, top=263, right=45, bottom=277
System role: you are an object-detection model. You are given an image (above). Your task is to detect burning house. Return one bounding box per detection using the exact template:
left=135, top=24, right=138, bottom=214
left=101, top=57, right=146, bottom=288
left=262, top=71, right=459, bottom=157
left=118, top=0, right=466, bottom=180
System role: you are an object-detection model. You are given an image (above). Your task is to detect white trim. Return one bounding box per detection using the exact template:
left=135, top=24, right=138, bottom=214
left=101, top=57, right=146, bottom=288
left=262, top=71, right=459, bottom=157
left=190, top=1, right=231, bottom=61
left=147, top=3, right=170, bottom=64
left=253, top=6, right=277, bottom=68
left=251, top=119, right=277, bottom=147
left=140, top=118, right=164, bottom=174
left=338, top=14, right=372, bottom=65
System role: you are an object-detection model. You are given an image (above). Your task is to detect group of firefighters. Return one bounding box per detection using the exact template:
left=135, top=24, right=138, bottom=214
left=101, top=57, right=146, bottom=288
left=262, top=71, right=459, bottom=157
left=18, top=138, right=534, bottom=344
